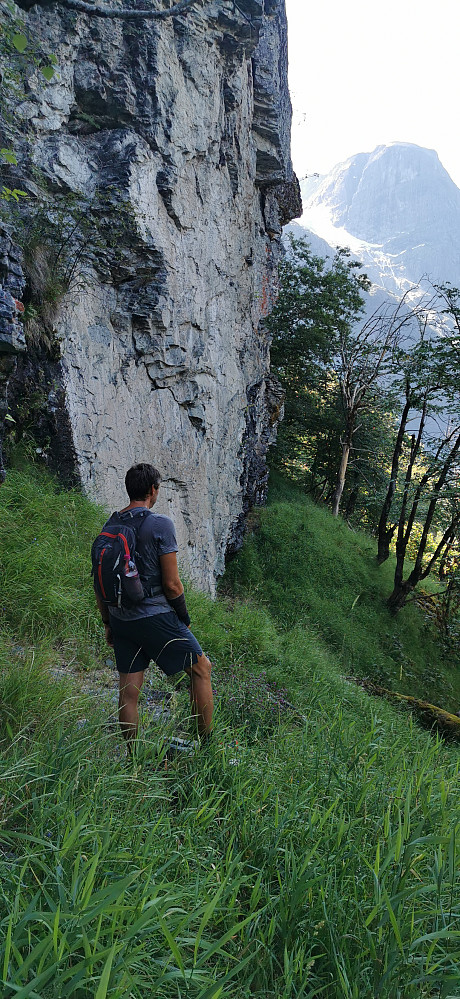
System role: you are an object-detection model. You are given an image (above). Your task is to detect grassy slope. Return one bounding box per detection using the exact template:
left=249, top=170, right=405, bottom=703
left=0, top=461, right=459, bottom=999
left=223, top=471, right=459, bottom=713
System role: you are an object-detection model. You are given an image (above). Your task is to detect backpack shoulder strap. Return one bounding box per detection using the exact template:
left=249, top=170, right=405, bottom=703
left=135, top=509, right=154, bottom=536
left=100, top=511, right=126, bottom=531
left=116, top=508, right=153, bottom=533
left=127, top=510, right=162, bottom=596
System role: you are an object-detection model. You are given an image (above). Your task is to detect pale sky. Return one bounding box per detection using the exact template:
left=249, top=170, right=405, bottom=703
left=285, top=0, right=460, bottom=188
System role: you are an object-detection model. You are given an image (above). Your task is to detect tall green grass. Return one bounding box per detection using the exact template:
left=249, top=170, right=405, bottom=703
left=0, top=464, right=106, bottom=665
left=0, top=461, right=459, bottom=998
left=1, top=681, right=459, bottom=998
left=0, top=633, right=77, bottom=741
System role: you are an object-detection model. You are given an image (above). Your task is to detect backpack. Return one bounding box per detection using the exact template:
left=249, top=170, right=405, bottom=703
left=91, top=509, right=161, bottom=610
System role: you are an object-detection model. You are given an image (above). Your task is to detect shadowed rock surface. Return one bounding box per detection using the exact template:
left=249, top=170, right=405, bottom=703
left=0, top=228, right=26, bottom=482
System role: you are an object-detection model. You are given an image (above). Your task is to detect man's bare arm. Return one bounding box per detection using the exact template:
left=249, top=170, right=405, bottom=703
left=159, top=552, right=184, bottom=599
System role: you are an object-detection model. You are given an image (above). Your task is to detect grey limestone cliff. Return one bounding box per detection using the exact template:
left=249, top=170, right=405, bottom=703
left=0, top=0, right=300, bottom=592
left=0, top=228, right=26, bottom=481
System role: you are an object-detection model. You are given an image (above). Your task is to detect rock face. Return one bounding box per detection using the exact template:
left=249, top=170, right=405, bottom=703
left=2, top=0, right=301, bottom=592
left=0, top=228, right=26, bottom=482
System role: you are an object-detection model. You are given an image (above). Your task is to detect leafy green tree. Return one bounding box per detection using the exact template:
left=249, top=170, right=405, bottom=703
left=268, top=235, right=370, bottom=502
left=276, top=375, right=396, bottom=529
left=269, top=235, right=370, bottom=388
left=269, top=236, right=419, bottom=518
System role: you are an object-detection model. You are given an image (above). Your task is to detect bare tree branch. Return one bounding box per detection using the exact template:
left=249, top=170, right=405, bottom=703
left=329, top=294, right=425, bottom=518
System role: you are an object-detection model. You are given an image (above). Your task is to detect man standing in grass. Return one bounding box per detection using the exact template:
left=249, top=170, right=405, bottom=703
left=94, top=462, right=213, bottom=752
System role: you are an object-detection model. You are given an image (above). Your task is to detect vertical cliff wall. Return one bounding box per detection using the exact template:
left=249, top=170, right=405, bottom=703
left=1, top=0, right=301, bottom=592
left=0, top=230, right=26, bottom=481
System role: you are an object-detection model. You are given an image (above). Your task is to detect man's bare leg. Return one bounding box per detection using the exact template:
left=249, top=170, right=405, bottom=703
left=185, top=654, right=213, bottom=737
left=118, top=670, right=145, bottom=752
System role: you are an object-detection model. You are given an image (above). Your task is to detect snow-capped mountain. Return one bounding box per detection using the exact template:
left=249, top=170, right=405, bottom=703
left=290, top=143, right=460, bottom=297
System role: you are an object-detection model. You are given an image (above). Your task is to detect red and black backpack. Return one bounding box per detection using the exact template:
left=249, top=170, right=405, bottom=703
left=91, top=509, right=158, bottom=609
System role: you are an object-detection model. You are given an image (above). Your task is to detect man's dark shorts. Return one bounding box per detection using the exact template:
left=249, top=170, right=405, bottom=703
left=109, top=611, right=203, bottom=676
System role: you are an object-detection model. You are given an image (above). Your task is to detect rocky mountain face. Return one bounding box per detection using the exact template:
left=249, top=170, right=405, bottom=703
left=0, top=231, right=26, bottom=481
left=295, top=143, right=460, bottom=296
left=0, top=0, right=301, bottom=593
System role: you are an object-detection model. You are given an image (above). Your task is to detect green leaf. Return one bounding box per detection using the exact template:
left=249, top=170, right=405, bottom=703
left=194, top=880, right=227, bottom=962
left=95, top=943, right=116, bottom=999
left=78, top=872, right=140, bottom=927
left=41, top=65, right=54, bottom=81
left=410, top=929, right=460, bottom=949
left=12, top=33, right=28, bottom=54
left=3, top=188, right=28, bottom=203
left=2, top=913, right=13, bottom=981
left=5, top=414, right=16, bottom=423
left=196, top=950, right=257, bottom=999
left=158, top=915, right=185, bottom=977
left=382, top=889, right=404, bottom=956
left=195, top=911, right=259, bottom=968
left=3, top=958, right=59, bottom=998
left=0, top=148, right=18, bottom=165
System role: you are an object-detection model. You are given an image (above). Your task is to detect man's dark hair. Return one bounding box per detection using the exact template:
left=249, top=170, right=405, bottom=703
left=125, top=463, right=161, bottom=500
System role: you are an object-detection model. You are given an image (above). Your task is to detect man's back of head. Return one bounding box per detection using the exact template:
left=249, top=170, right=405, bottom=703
left=125, top=463, right=161, bottom=501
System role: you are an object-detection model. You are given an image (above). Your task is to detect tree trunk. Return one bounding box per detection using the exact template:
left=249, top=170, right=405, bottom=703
left=377, top=526, right=396, bottom=564
left=388, top=513, right=460, bottom=615
left=376, top=392, right=411, bottom=564
left=344, top=478, right=359, bottom=518
left=347, top=676, right=460, bottom=741
left=331, top=440, right=351, bottom=517
left=387, top=579, right=414, bottom=614
left=438, top=531, right=455, bottom=580
left=314, top=478, right=329, bottom=502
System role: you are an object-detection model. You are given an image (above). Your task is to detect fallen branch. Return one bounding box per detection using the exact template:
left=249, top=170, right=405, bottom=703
left=346, top=676, right=460, bottom=742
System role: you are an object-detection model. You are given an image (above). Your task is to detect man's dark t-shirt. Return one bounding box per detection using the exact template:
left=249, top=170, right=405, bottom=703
left=108, top=509, right=178, bottom=621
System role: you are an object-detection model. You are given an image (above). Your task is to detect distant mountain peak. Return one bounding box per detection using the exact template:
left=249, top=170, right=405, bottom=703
left=296, top=143, right=460, bottom=294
